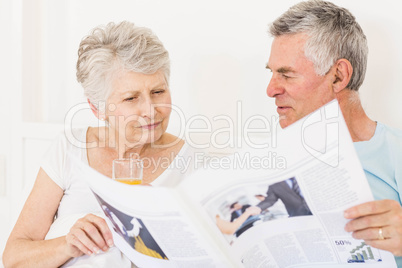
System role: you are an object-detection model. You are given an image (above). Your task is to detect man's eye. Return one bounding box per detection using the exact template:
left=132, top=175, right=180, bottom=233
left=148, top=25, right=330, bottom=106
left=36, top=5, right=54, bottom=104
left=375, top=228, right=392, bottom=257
left=124, top=97, right=136, bottom=101
left=153, top=90, right=165, bottom=95
left=282, top=74, right=291, bottom=79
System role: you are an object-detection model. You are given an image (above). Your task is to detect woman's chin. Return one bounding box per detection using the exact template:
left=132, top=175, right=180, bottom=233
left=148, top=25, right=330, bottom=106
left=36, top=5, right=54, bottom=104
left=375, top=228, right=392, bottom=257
left=126, top=132, right=165, bottom=146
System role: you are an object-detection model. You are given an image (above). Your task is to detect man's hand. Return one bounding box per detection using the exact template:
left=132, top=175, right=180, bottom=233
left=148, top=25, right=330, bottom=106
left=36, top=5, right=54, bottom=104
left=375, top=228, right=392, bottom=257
left=245, top=206, right=262, bottom=216
left=344, top=199, right=402, bottom=256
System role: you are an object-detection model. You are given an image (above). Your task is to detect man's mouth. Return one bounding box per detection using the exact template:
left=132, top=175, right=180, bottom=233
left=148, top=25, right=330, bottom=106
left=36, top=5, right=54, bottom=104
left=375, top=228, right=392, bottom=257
left=277, top=106, right=292, bottom=113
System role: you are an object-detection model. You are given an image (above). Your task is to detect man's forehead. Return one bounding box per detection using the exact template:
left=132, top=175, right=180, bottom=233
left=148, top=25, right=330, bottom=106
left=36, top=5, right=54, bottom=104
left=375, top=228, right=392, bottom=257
left=270, top=34, right=308, bottom=54
left=266, top=34, right=310, bottom=73
left=274, top=33, right=309, bottom=44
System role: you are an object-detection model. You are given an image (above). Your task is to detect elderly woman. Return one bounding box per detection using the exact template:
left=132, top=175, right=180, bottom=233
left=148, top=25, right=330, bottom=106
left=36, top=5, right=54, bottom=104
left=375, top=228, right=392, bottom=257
left=3, top=21, right=197, bottom=267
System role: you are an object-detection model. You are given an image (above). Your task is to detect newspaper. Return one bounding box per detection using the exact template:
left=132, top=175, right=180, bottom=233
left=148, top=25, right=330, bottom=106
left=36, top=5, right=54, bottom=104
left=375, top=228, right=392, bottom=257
left=73, top=100, right=397, bottom=267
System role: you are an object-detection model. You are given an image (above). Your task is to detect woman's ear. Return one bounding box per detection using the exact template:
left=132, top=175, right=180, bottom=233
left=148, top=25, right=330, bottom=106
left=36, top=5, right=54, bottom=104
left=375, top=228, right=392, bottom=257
left=87, top=99, right=105, bottom=120
left=332, top=59, right=353, bottom=93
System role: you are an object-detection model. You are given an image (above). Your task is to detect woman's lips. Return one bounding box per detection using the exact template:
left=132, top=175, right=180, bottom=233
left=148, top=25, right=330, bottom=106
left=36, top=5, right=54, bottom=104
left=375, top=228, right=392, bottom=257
left=140, top=121, right=161, bottom=130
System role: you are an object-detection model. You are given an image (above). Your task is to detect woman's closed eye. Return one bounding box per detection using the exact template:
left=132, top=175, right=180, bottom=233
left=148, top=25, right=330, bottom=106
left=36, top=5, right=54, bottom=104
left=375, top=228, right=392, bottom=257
left=124, top=96, right=138, bottom=102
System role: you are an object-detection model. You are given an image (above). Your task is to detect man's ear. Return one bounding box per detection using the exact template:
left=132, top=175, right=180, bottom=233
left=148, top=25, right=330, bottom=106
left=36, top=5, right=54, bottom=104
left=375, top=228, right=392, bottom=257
left=332, top=59, right=353, bottom=93
left=87, top=99, right=105, bottom=120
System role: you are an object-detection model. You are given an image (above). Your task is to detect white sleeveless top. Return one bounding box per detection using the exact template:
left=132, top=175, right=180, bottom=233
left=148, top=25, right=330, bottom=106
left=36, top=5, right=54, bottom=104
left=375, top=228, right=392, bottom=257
left=41, top=128, right=200, bottom=267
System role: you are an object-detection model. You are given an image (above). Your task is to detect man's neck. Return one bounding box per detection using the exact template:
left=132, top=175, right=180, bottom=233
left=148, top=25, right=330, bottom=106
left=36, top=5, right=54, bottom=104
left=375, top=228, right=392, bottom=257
left=336, top=89, right=377, bottom=142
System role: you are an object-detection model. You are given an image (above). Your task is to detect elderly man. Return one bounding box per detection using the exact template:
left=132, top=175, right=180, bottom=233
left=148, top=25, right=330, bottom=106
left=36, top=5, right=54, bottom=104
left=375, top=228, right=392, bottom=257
left=263, top=0, right=402, bottom=265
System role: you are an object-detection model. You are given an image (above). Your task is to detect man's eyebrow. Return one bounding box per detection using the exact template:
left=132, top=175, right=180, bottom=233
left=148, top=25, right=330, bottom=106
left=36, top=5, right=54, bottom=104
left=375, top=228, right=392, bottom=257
left=277, top=67, right=294, bottom=73
left=265, top=64, right=294, bottom=74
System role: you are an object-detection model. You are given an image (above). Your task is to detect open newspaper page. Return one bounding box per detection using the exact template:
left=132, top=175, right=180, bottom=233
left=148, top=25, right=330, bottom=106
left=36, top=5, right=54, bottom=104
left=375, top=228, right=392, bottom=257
left=72, top=159, right=236, bottom=268
left=176, top=100, right=397, bottom=267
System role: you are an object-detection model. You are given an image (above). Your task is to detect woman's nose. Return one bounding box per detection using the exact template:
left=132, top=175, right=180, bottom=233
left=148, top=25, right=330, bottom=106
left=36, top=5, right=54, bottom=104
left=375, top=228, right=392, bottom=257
left=139, top=97, right=154, bottom=118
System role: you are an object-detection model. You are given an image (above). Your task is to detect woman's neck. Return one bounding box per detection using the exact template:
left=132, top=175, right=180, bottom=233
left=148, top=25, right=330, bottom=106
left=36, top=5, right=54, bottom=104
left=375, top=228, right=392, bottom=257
left=97, top=127, right=154, bottom=159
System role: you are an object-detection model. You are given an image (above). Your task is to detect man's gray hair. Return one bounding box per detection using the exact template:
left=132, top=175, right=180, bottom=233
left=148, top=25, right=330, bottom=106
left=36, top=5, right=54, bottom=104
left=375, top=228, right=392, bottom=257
left=269, top=0, right=368, bottom=91
left=76, top=21, right=170, bottom=109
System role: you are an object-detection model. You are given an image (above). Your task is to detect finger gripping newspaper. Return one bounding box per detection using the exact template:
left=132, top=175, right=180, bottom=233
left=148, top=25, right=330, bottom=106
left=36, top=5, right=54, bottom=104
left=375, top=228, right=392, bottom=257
left=71, top=100, right=397, bottom=267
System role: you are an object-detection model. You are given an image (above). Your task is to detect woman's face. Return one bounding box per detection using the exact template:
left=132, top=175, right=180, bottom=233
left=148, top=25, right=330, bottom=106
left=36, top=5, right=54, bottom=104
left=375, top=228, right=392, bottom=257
left=105, top=70, right=172, bottom=146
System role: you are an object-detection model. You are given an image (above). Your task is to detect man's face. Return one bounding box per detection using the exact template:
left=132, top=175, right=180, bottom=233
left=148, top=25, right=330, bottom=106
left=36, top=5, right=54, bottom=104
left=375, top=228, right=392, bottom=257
left=266, top=33, right=336, bottom=128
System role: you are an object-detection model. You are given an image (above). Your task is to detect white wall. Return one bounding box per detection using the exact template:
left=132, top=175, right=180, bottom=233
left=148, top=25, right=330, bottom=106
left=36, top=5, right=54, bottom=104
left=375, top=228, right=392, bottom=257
left=1, top=0, right=402, bottom=255
left=0, top=0, right=22, bottom=254
left=36, top=0, right=402, bottom=129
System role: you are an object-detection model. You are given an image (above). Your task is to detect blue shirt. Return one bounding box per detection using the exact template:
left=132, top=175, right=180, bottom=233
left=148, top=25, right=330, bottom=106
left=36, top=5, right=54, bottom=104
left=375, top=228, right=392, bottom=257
left=354, top=122, right=402, bottom=266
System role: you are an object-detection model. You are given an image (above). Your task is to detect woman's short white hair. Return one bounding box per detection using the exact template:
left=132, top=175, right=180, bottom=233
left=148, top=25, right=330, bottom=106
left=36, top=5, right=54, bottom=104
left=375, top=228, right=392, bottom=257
left=76, top=21, right=170, bottom=110
left=269, top=0, right=368, bottom=91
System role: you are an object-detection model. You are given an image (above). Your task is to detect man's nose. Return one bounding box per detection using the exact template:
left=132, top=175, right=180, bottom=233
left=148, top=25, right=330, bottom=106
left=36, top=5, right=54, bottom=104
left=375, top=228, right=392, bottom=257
left=266, top=75, right=284, bottom=98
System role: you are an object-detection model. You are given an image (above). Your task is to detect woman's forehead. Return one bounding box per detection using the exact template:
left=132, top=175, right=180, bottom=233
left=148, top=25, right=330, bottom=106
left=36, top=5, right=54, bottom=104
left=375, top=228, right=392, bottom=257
left=110, top=70, right=168, bottom=94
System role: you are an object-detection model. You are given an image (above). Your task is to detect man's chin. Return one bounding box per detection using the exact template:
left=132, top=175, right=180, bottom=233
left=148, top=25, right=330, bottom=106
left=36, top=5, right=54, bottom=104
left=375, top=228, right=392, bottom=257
left=279, top=117, right=296, bottom=129
left=279, top=122, right=289, bottom=129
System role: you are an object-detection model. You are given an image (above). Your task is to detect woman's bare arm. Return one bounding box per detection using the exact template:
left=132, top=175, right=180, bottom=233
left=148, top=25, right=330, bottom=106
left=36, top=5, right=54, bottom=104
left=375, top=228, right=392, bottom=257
left=3, top=168, right=73, bottom=267
left=3, top=167, right=114, bottom=268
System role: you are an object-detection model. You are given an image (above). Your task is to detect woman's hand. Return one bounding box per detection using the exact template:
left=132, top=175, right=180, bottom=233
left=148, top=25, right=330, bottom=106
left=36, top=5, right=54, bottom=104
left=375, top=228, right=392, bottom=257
left=344, top=199, right=402, bottom=256
left=65, top=214, right=114, bottom=257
